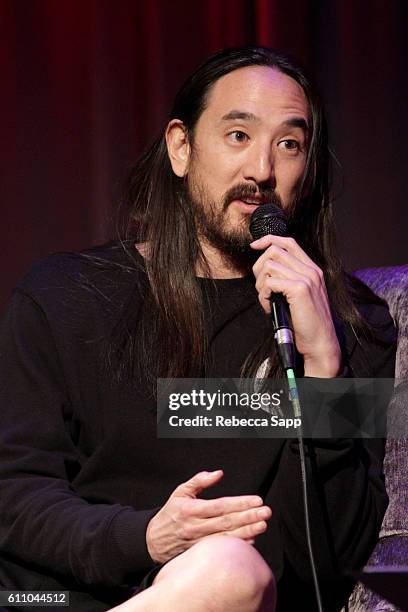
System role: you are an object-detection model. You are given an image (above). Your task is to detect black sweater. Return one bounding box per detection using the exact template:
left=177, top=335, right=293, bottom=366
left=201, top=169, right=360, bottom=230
left=0, top=242, right=396, bottom=611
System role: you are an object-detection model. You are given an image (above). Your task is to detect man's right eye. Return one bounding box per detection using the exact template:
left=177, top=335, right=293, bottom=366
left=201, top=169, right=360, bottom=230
left=228, top=130, right=249, bottom=143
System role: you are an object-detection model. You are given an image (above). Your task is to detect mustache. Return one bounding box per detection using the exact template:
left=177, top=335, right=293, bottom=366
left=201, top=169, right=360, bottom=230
left=222, top=184, right=284, bottom=211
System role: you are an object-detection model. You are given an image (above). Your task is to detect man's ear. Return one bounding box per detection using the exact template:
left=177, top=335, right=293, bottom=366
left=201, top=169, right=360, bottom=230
left=165, top=119, right=191, bottom=177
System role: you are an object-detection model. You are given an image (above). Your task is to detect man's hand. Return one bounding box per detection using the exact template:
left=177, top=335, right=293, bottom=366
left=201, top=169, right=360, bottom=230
left=251, top=234, right=342, bottom=378
left=146, top=470, right=271, bottom=564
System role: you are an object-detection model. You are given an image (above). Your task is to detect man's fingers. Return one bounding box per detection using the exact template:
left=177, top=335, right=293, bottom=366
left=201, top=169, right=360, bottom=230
left=188, top=505, right=272, bottom=538
left=252, top=241, right=323, bottom=284
left=207, top=505, right=272, bottom=534
left=251, top=234, right=316, bottom=267
left=254, top=261, right=309, bottom=296
left=223, top=520, right=269, bottom=540
left=192, top=495, right=263, bottom=518
left=257, top=276, right=313, bottom=305
left=172, top=470, right=224, bottom=499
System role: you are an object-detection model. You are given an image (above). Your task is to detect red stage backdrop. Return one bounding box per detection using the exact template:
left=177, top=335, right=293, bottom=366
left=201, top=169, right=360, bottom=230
left=1, top=0, right=407, bottom=310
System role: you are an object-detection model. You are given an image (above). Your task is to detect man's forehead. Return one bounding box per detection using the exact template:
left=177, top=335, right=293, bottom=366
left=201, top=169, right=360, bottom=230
left=203, top=65, right=309, bottom=121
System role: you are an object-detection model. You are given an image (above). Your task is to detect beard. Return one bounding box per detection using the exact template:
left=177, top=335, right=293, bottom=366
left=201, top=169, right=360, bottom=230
left=186, top=173, right=287, bottom=268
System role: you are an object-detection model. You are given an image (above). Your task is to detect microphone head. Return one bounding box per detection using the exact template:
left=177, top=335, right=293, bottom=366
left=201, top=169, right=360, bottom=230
left=249, top=204, right=288, bottom=240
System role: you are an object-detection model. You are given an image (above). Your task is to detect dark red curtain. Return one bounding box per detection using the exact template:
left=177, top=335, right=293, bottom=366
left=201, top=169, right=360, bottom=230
left=1, top=0, right=407, bottom=310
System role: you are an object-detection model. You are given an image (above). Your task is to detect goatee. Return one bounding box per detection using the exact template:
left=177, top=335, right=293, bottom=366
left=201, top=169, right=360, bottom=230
left=187, top=181, right=286, bottom=271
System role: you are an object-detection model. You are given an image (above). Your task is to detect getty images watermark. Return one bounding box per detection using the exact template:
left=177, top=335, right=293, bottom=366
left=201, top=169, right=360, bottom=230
left=166, top=388, right=300, bottom=430
left=157, top=378, right=402, bottom=439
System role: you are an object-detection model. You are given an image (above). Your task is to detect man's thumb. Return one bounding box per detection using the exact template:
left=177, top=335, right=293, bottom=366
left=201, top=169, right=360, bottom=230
left=173, top=470, right=223, bottom=498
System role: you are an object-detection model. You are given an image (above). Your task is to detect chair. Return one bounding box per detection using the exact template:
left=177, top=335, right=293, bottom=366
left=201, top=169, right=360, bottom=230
left=348, top=265, right=408, bottom=611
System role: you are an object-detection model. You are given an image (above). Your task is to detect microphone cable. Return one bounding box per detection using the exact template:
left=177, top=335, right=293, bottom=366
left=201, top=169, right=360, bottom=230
left=286, top=367, right=324, bottom=612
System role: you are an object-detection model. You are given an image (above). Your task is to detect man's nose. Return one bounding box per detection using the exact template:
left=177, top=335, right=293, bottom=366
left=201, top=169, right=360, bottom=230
left=242, top=143, right=275, bottom=186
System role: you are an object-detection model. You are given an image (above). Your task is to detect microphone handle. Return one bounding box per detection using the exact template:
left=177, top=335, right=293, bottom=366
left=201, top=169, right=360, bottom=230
left=270, top=292, right=291, bottom=331
left=270, top=293, right=296, bottom=370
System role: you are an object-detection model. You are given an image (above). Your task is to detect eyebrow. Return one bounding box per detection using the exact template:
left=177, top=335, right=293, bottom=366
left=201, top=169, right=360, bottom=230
left=220, top=111, right=309, bottom=132
left=282, top=117, right=309, bottom=132
left=220, top=111, right=261, bottom=123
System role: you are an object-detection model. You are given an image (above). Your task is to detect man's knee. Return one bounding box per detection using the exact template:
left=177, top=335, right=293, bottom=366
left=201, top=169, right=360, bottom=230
left=196, top=535, right=273, bottom=590
left=156, top=536, right=275, bottom=610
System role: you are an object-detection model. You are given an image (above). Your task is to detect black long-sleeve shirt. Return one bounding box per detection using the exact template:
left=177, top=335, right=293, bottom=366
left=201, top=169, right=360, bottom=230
left=0, top=242, right=396, bottom=610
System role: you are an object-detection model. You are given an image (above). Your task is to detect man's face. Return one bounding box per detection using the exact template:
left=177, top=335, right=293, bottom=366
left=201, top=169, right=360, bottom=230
left=184, top=66, right=310, bottom=253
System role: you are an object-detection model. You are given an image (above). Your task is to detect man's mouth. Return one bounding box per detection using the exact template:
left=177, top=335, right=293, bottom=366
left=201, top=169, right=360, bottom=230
left=241, top=198, right=265, bottom=205
left=232, top=199, right=263, bottom=213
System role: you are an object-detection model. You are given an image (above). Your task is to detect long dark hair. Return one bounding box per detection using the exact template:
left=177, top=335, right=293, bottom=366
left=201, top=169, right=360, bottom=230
left=109, top=46, right=366, bottom=384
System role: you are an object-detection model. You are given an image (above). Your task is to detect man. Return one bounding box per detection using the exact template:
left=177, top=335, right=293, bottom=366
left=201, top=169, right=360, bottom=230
left=0, top=47, right=396, bottom=611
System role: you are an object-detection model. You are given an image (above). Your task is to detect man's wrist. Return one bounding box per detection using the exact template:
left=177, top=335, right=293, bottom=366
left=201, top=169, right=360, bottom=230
left=303, top=353, right=342, bottom=378
left=145, top=516, right=161, bottom=564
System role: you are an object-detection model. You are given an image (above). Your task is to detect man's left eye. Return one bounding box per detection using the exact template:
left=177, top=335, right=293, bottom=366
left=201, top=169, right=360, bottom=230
left=278, top=139, right=300, bottom=151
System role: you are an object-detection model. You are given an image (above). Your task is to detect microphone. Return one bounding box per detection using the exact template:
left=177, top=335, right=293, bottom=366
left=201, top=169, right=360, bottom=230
left=250, top=204, right=296, bottom=370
